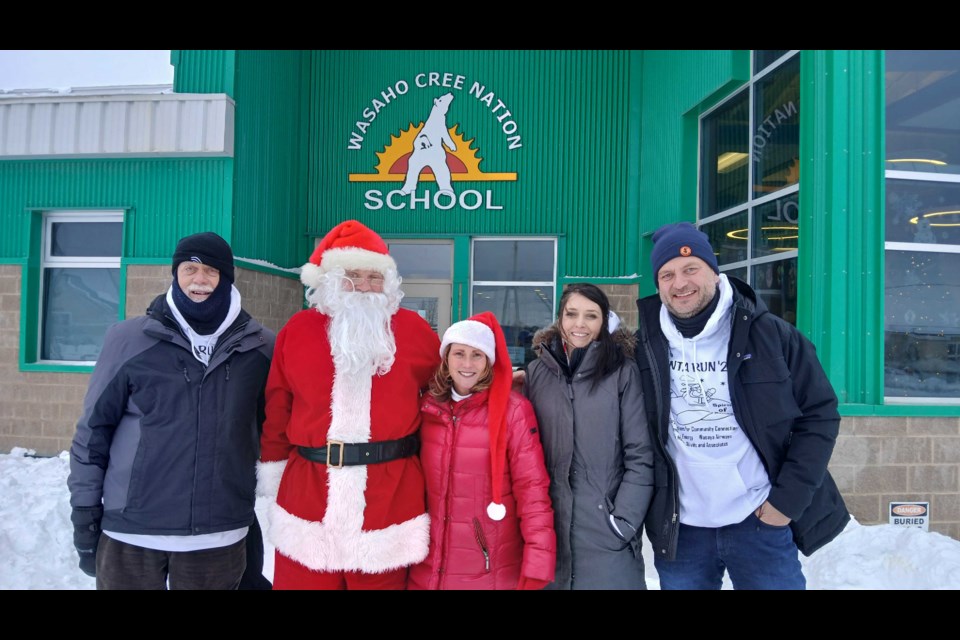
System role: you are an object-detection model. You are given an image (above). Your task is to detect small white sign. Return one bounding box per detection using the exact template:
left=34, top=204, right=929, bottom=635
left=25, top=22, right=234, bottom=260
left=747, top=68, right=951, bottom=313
left=889, top=501, right=929, bottom=531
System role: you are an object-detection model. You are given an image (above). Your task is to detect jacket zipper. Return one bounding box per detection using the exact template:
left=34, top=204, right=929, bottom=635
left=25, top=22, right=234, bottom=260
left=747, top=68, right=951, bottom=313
left=641, top=322, right=680, bottom=558
left=473, top=517, right=490, bottom=572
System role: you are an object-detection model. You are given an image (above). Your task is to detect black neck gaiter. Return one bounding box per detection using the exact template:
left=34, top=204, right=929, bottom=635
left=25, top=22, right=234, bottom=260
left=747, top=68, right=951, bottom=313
left=671, top=284, right=721, bottom=339
left=171, top=280, right=232, bottom=335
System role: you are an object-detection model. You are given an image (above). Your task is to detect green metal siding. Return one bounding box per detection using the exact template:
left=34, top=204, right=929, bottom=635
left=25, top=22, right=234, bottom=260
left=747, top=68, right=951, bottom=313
left=173, top=50, right=236, bottom=96
left=799, top=50, right=885, bottom=405
left=231, top=50, right=312, bottom=268
left=307, top=50, right=639, bottom=278
left=0, top=158, right=231, bottom=260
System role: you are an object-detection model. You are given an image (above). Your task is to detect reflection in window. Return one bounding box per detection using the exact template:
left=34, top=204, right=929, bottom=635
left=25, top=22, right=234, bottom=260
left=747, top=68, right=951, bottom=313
left=753, top=55, right=800, bottom=198
left=754, top=50, right=790, bottom=74
left=472, top=238, right=556, bottom=366
left=700, top=91, right=749, bottom=218
left=387, top=242, right=452, bottom=280
left=886, top=50, right=960, bottom=176
left=698, top=51, right=799, bottom=326
left=473, top=286, right=554, bottom=366
left=42, top=269, right=120, bottom=361
left=474, top=240, right=554, bottom=282
left=41, top=214, right=122, bottom=363
left=885, top=51, right=960, bottom=401
left=752, top=194, right=799, bottom=258
left=751, top=258, right=797, bottom=326
left=885, top=250, right=960, bottom=398
left=702, top=211, right=748, bottom=264
left=400, top=296, right=439, bottom=332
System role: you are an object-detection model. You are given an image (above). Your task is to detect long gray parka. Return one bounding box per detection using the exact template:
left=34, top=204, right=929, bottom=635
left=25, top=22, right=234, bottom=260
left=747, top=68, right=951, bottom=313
left=524, top=326, right=654, bottom=589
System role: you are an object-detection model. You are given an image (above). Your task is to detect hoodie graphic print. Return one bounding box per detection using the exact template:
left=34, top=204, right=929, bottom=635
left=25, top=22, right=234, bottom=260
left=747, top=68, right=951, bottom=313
left=659, top=275, right=770, bottom=528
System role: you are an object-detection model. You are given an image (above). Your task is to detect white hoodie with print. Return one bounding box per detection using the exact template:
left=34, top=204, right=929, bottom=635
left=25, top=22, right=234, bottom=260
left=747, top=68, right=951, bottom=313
left=659, top=274, right=771, bottom=528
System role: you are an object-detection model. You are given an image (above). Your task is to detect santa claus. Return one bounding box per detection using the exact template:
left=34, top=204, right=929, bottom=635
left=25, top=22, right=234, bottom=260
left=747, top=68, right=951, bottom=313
left=258, top=220, right=441, bottom=589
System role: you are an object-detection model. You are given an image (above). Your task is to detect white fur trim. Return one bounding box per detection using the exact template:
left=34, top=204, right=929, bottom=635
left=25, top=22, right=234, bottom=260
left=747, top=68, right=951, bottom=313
left=268, top=337, right=431, bottom=572
left=300, top=262, right=324, bottom=289
left=440, top=319, right=496, bottom=363
left=301, top=247, right=397, bottom=288
left=268, top=501, right=431, bottom=573
left=257, top=460, right=287, bottom=498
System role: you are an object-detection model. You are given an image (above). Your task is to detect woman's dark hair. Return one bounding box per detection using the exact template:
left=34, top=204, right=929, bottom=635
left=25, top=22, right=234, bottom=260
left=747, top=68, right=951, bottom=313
left=557, top=283, right=624, bottom=385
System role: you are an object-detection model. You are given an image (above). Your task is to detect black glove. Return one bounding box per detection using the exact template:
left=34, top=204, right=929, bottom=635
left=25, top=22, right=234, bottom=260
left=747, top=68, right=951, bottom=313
left=71, top=506, right=103, bottom=578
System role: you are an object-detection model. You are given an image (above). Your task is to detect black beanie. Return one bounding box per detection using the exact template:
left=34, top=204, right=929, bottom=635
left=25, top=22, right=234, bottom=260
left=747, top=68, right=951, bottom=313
left=171, top=232, right=235, bottom=284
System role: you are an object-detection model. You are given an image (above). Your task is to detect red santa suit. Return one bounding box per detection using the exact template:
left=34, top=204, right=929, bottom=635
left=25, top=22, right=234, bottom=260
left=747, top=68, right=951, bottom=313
left=258, top=220, right=440, bottom=588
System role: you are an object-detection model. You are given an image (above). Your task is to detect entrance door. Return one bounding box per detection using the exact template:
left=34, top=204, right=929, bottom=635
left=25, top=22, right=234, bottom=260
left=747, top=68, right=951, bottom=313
left=387, top=240, right=454, bottom=336
left=400, top=282, right=452, bottom=335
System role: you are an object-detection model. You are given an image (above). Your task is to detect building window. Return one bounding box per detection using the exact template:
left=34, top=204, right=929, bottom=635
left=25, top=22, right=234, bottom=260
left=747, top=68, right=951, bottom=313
left=884, top=50, right=960, bottom=401
left=39, top=212, right=122, bottom=363
left=698, top=50, right=800, bottom=325
left=471, top=238, right=556, bottom=367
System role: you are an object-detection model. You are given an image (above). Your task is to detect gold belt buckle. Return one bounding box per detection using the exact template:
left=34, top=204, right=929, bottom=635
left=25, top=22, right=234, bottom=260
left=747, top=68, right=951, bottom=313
left=326, top=440, right=345, bottom=468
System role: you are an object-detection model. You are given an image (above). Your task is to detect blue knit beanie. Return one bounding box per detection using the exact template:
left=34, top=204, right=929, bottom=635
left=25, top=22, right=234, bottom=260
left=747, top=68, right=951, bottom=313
left=650, top=222, right=719, bottom=287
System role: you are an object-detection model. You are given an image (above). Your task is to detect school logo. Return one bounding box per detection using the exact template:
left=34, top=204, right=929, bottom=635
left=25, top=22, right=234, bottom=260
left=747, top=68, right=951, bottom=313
left=348, top=75, right=519, bottom=211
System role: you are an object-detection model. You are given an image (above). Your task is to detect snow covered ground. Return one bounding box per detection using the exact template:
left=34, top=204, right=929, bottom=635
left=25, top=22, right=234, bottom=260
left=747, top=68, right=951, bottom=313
left=3, top=448, right=959, bottom=590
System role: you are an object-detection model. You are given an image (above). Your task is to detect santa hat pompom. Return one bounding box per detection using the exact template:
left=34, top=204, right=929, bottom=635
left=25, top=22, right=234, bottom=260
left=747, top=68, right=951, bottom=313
left=301, top=219, right=397, bottom=289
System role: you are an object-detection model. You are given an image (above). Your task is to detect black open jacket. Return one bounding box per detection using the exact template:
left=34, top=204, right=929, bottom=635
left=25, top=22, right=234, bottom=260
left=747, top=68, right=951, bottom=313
left=634, top=276, right=849, bottom=559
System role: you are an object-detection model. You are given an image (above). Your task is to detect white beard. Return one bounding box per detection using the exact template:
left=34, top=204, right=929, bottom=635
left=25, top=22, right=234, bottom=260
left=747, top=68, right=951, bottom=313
left=305, top=269, right=402, bottom=377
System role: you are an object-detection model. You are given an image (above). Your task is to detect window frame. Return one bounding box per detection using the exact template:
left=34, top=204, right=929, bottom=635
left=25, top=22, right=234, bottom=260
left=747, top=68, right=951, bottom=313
left=20, top=209, right=125, bottom=371
left=697, top=50, right=801, bottom=324
left=469, top=236, right=557, bottom=366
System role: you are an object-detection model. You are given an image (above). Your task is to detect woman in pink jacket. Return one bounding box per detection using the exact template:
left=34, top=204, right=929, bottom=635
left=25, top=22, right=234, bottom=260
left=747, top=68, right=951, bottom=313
left=408, top=312, right=556, bottom=590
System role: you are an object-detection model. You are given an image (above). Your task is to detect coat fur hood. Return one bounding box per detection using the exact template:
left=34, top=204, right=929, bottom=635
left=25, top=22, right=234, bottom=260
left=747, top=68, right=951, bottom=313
left=532, top=323, right=637, bottom=359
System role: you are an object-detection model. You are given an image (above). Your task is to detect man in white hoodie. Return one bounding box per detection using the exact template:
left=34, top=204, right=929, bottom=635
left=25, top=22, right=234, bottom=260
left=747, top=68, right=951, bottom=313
left=634, top=222, right=848, bottom=590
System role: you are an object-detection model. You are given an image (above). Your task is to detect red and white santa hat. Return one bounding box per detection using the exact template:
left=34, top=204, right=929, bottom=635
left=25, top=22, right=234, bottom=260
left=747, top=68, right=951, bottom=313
left=301, top=219, right=397, bottom=289
left=440, top=311, right=513, bottom=521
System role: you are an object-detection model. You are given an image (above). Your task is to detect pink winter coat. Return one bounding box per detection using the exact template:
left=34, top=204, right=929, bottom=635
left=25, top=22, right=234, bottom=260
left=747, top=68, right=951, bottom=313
left=408, top=390, right=556, bottom=590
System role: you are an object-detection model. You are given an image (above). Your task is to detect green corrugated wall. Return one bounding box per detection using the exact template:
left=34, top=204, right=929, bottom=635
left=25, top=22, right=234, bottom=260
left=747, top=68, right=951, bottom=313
left=231, top=50, right=312, bottom=268
left=173, top=50, right=236, bottom=96
left=0, top=158, right=231, bottom=260
left=307, top=50, right=640, bottom=278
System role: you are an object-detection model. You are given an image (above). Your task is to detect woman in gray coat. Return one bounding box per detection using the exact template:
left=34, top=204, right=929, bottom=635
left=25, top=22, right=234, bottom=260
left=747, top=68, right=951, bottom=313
left=524, top=283, right=654, bottom=589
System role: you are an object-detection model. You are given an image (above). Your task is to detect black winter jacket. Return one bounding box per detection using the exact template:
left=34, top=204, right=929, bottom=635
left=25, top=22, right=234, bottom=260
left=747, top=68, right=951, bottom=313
left=68, top=295, right=274, bottom=535
left=634, top=277, right=849, bottom=559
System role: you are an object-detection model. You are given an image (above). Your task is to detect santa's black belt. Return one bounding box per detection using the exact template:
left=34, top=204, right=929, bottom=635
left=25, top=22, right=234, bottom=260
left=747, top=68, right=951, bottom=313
left=297, top=433, right=420, bottom=468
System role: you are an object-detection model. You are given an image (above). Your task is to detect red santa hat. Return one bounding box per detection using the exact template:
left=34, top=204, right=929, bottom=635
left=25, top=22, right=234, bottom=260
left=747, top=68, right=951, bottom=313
left=301, top=219, right=397, bottom=289
left=440, top=311, right=513, bottom=521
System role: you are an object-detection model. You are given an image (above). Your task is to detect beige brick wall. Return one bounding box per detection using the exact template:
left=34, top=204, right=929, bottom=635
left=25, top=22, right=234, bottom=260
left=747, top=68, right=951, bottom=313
left=234, top=267, right=304, bottom=334
left=596, top=283, right=640, bottom=332
left=831, top=416, right=960, bottom=540
left=0, top=265, right=303, bottom=456
left=0, top=265, right=91, bottom=455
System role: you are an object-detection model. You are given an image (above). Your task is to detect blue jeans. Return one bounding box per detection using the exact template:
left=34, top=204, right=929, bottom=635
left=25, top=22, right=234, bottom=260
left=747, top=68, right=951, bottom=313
left=654, top=513, right=805, bottom=590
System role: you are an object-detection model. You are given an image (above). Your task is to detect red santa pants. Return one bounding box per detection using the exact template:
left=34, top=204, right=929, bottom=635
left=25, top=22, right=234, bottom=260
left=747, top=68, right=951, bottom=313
left=272, top=551, right=408, bottom=590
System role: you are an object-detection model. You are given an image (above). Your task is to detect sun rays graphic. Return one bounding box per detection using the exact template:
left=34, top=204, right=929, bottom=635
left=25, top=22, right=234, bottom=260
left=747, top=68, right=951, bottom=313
left=348, top=122, right=516, bottom=183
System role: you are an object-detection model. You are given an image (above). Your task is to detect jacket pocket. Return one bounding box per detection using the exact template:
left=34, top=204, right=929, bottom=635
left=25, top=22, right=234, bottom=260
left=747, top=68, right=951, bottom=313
left=738, top=356, right=801, bottom=426
left=472, top=518, right=491, bottom=573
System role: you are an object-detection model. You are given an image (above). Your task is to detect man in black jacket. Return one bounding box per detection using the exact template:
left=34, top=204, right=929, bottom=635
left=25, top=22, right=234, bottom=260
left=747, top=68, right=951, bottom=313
left=67, top=232, right=275, bottom=589
left=635, top=222, right=848, bottom=590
